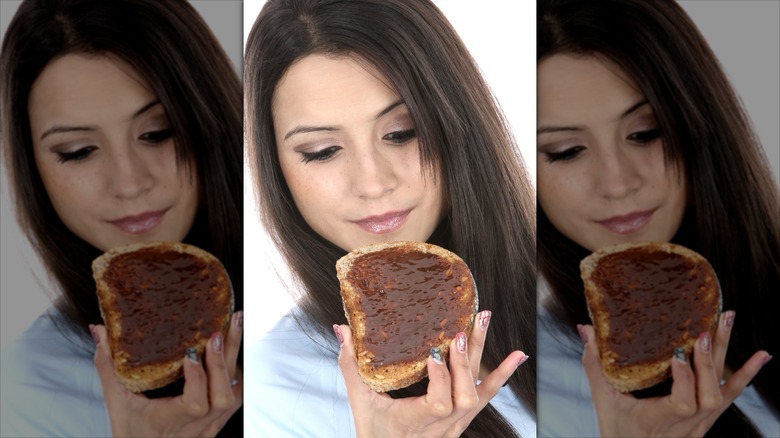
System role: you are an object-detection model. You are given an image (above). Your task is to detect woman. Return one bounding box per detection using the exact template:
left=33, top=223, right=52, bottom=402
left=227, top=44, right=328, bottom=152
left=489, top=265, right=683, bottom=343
left=244, top=0, right=537, bottom=436
left=0, top=1, right=243, bottom=436
left=536, top=0, right=779, bottom=437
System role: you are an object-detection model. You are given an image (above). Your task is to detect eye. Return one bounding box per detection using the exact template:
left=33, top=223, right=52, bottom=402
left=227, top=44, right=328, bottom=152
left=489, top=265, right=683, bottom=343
left=383, top=129, right=416, bottom=144
left=544, top=145, right=585, bottom=163
left=300, top=146, right=341, bottom=163
left=627, top=128, right=661, bottom=144
left=57, top=146, right=97, bottom=163
left=139, top=128, right=173, bottom=144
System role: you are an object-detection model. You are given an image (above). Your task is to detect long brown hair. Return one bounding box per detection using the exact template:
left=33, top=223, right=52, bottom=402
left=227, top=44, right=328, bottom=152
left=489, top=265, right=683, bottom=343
left=246, top=0, right=536, bottom=435
left=1, top=0, right=243, bottom=435
left=538, top=0, right=779, bottom=436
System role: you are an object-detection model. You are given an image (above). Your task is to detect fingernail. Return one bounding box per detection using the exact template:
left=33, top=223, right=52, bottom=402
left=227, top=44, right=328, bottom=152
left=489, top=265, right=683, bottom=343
left=430, top=347, right=444, bottom=364
left=186, top=347, right=199, bottom=363
left=88, top=324, right=99, bottom=344
left=517, top=353, right=529, bottom=368
left=700, top=332, right=711, bottom=353
left=478, top=310, right=491, bottom=330
left=234, top=311, right=243, bottom=330
left=722, top=310, right=735, bottom=328
left=674, top=347, right=687, bottom=364
left=456, top=332, right=467, bottom=353
left=576, top=324, right=587, bottom=345
left=212, top=332, right=223, bottom=354
left=333, top=324, right=344, bottom=344
left=761, top=355, right=773, bottom=367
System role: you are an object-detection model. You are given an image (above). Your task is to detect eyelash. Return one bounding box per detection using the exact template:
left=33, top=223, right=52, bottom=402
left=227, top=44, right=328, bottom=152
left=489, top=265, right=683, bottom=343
left=627, top=128, right=661, bottom=144
left=55, top=129, right=173, bottom=163
left=383, top=128, right=416, bottom=144
left=544, top=128, right=661, bottom=164
left=544, top=146, right=585, bottom=163
left=139, top=128, right=173, bottom=144
left=300, top=146, right=341, bottom=163
left=299, top=129, right=417, bottom=164
left=57, top=146, right=97, bottom=163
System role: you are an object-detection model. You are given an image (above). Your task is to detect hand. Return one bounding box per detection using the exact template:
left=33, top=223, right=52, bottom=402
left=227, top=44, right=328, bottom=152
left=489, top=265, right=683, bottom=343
left=579, top=310, right=771, bottom=437
left=91, top=311, right=244, bottom=437
left=335, top=310, right=529, bottom=438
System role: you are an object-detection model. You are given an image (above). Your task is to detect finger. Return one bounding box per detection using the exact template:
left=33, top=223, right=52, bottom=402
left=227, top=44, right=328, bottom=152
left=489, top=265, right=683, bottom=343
left=448, top=333, right=479, bottom=414
left=475, top=350, right=527, bottom=405
left=335, top=325, right=378, bottom=407
left=205, top=332, right=235, bottom=412
left=712, top=310, right=734, bottom=379
left=668, top=347, right=697, bottom=418
left=720, top=351, right=772, bottom=403
left=420, top=346, right=454, bottom=420
left=446, top=350, right=526, bottom=435
left=692, top=332, right=723, bottom=412
left=92, top=324, right=135, bottom=405
left=578, top=324, right=617, bottom=400
left=180, top=347, right=210, bottom=418
left=467, top=310, right=491, bottom=382
left=224, top=311, right=243, bottom=381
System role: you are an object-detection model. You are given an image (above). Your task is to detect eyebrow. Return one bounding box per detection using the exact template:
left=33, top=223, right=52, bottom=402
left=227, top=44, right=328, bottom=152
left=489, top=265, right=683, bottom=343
left=39, top=99, right=161, bottom=141
left=537, top=99, right=649, bottom=135
left=283, top=99, right=406, bottom=141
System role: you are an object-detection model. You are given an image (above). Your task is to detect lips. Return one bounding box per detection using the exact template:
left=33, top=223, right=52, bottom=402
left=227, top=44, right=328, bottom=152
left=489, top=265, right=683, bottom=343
left=596, top=209, right=655, bottom=235
left=108, top=209, right=167, bottom=234
left=353, top=209, right=411, bottom=234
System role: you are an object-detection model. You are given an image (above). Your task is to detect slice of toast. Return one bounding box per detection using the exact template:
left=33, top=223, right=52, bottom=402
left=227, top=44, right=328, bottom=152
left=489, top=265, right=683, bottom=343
left=580, top=241, right=721, bottom=392
left=92, top=241, right=233, bottom=393
left=336, top=241, right=478, bottom=392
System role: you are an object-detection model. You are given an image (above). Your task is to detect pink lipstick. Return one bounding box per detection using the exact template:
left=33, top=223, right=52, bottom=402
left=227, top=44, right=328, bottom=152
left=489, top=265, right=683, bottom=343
left=109, top=209, right=166, bottom=234
left=353, top=209, right=411, bottom=234
left=596, top=209, right=655, bottom=234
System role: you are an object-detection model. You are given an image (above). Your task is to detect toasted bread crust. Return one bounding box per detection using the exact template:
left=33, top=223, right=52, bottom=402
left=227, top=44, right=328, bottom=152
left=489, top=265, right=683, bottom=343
left=337, top=241, right=478, bottom=392
left=93, top=242, right=233, bottom=393
left=581, top=242, right=721, bottom=393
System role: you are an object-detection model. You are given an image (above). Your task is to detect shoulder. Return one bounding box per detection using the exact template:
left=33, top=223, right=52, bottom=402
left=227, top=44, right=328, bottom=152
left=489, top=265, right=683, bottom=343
left=0, top=308, right=110, bottom=437
left=490, top=385, right=537, bottom=438
left=246, top=309, right=356, bottom=438
left=735, top=384, right=780, bottom=438
left=536, top=302, right=600, bottom=437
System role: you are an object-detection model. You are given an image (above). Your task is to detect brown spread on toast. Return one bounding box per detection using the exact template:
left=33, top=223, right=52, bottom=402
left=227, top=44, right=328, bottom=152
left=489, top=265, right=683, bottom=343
left=347, top=249, right=467, bottom=366
left=104, top=248, right=223, bottom=366
left=590, top=248, right=712, bottom=366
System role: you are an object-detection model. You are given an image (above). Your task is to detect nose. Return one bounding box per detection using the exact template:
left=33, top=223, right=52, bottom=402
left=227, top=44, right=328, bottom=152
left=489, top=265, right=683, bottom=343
left=107, top=145, right=154, bottom=199
left=594, top=145, right=641, bottom=199
left=350, top=144, right=398, bottom=199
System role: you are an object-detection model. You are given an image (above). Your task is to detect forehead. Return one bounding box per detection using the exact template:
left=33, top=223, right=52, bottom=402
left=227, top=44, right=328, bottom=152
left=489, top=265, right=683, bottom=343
left=272, top=54, right=399, bottom=126
left=538, top=54, right=645, bottom=125
left=28, top=54, right=155, bottom=131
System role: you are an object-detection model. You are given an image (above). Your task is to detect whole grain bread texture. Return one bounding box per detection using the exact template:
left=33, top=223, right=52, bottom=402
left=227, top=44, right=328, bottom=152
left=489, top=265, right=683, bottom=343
left=92, top=241, right=233, bottom=393
left=580, top=241, right=721, bottom=392
left=336, top=241, right=478, bottom=392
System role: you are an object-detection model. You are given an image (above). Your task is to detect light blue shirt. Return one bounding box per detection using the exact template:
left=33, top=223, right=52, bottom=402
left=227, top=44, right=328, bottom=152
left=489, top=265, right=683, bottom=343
left=538, top=304, right=779, bottom=437
left=247, top=308, right=536, bottom=437
left=0, top=307, right=111, bottom=438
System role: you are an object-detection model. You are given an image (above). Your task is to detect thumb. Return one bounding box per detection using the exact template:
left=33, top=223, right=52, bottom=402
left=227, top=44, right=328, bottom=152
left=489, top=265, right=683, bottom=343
left=335, top=324, right=375, bottom=403
left=579, top=324, right=616, bottom=398
left=91, top=324, right=132, bottom=403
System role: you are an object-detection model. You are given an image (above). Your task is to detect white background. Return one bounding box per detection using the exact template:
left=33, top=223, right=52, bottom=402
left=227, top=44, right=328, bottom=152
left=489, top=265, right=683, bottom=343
left=1, top=1, right=777, bottom=349
left=241, top=0, right=537, bottom=347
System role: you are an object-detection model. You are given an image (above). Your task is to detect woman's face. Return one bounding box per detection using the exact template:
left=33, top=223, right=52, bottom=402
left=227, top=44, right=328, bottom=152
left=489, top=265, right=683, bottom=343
left=272, top=54, right=445, bottom=252
left=537, top=54, right=686, bottom=252
left=29, top=54, right=199, bottom=252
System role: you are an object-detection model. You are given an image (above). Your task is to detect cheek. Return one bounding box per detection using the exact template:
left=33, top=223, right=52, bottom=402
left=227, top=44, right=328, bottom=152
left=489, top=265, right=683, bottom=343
left=538, top=167, right=580, bottom=221
left=36, top=162, right=96, bottom=220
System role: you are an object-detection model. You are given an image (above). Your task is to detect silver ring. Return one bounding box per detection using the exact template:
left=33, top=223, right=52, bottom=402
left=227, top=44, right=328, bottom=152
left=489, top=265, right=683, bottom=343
left=231, top=379, right=239, bottom=387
